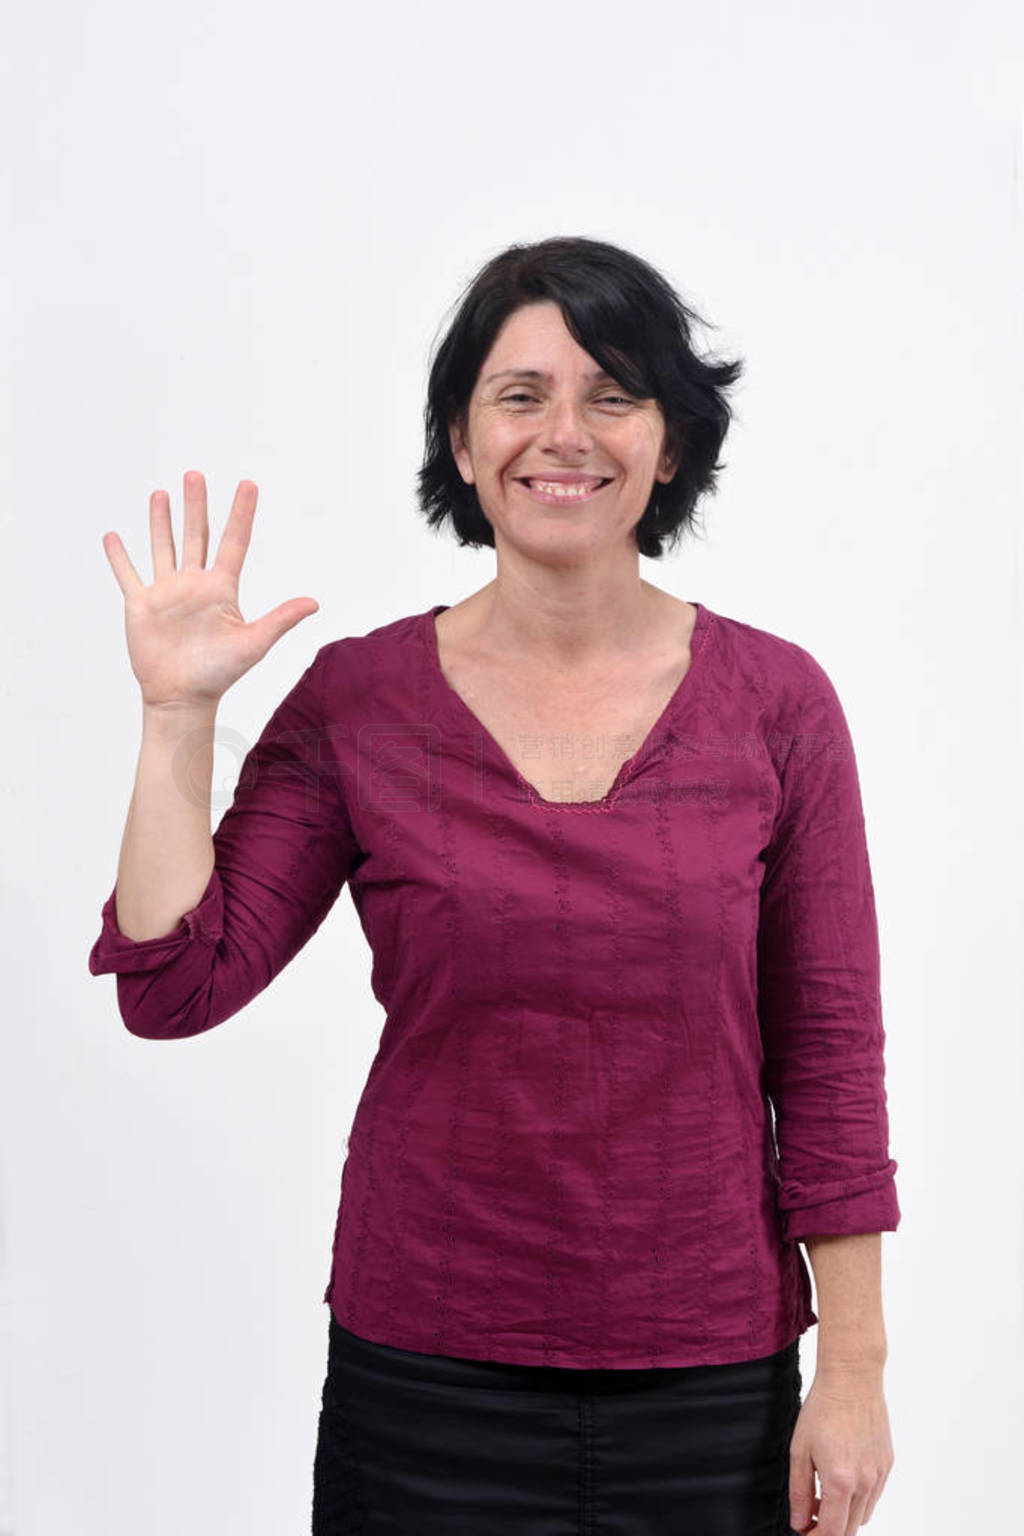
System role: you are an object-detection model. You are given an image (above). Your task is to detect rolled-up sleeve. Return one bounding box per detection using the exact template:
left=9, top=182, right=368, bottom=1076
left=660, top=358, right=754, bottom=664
left=757, top=651, right=901, bottom=1241
left=88, top=644, right=362, bottom=1040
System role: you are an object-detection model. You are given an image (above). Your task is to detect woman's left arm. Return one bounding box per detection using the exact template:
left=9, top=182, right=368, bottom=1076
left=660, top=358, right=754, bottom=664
left=756, top=650, right=902, bottom=1534
left=787, top=1232, right=894, bottom=1535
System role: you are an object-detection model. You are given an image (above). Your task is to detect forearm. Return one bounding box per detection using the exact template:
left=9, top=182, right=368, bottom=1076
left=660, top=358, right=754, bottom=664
left=113, top=702, right=218, bottom=941
left=803, top=1232, right=887, bottom=1374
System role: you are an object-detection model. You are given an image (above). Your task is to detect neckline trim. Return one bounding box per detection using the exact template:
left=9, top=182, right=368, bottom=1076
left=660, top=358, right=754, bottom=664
left=421, top=600, right=716, bottom=811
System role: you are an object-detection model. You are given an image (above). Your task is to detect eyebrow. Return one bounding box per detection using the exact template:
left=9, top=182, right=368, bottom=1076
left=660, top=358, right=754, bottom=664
left=483, top=367, right=617, bottom=386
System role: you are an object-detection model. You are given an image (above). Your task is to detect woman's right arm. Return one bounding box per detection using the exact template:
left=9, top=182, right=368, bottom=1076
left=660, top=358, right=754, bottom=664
left=112, top=699, right=218, bottom=943
left=88, top=471, right=359, bottom=1039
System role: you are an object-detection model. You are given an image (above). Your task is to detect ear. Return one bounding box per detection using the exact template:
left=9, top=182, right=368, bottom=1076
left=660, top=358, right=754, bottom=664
left=655, top=432, right=682, bottom=484
left=448, top=414, right=475, bottom=486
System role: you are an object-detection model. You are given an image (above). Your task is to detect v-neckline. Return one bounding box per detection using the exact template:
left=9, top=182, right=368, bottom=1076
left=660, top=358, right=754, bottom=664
left=422, top=599, right=715, bottom=811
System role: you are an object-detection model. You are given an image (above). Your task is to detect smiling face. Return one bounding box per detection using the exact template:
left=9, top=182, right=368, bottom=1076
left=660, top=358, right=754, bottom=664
left=449, top=300, right=679, bottom=562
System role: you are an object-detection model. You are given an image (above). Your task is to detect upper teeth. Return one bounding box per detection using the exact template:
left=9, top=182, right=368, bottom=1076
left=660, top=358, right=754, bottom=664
left=528, top=479, right=603, bottom=497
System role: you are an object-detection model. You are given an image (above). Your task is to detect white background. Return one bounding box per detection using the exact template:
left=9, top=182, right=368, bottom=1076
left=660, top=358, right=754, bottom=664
left=3, top=1, right=1022, bottom=1531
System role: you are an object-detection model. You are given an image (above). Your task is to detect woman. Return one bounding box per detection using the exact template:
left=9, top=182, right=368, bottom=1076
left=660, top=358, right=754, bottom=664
left=89, top=236, right=900, bottom=1535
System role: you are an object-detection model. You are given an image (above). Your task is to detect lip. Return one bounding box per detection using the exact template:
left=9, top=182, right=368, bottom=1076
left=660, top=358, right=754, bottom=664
left=516, top=476, right=612, bottom=506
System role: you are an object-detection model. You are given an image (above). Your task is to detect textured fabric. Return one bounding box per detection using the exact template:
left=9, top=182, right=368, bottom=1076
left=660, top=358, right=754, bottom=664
left=312, top=1314, right=803, bottom=1535
left=89, top=599, right=901, bottom=1369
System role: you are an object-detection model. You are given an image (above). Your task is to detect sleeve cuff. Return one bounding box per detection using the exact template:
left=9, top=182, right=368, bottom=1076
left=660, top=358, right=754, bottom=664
left=88, top=869, right=223, bottom=976
left=778, top=1159, right=901, bottom=1240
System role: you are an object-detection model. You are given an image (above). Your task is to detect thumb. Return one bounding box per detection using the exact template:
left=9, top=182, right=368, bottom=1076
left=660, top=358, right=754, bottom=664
left=788, top=1446, right=816, bottom=1532
left=249, top=598, right=321, bottom=660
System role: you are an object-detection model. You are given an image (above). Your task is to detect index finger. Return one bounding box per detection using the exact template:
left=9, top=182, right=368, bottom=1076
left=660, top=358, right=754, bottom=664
left=211, top=479, right=259, bottom=585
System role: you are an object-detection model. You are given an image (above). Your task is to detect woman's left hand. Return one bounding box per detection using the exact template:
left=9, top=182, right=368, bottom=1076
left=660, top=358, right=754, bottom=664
left=786, top=1366, right=895, bottom=1534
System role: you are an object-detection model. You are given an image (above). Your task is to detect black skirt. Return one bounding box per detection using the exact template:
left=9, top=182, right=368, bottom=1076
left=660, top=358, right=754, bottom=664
left=312, top=1313, right=803, bottom=1535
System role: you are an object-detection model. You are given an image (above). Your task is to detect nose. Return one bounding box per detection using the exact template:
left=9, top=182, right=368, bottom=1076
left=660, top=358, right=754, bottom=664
left=535, top=394, right=595, bottom=460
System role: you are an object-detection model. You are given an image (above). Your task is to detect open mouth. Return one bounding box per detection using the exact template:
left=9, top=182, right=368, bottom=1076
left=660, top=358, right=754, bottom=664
left=516, top=477, right=613, bottom=503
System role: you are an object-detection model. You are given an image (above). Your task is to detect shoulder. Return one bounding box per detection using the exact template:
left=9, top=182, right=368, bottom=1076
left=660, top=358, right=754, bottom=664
left=703, top=605, right=858, bottom=790
left=705, top=603, right=834, bottom=714
left=308, top=605, right=437, bottom=712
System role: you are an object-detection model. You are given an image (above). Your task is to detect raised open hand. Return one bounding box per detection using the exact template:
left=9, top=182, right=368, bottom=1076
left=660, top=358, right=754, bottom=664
left=101, top=471, right=320, bottom=710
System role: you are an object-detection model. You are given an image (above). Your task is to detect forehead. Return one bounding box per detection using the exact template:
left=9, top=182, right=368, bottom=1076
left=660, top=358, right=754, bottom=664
left=480, top=301, right=607, bottom=383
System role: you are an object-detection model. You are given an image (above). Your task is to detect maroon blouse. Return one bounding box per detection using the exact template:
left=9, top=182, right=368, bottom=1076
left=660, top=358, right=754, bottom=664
left=89, top=600, right=901, bottom=1369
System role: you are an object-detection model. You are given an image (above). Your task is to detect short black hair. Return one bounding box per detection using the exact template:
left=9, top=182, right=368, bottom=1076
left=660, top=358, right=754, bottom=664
left=416, top=235, right=745, bottom=560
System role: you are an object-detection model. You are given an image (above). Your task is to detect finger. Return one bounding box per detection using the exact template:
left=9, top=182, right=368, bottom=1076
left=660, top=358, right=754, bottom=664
left=101, top=529, right=144, bottom=597
left=180, top=469, right=209, bottom=569
left=843, top=1486, right=871, bottom=1536
left=860, top=1468, right=887, bottom=1524
left=247, top=597, right=320, bottom=660
left=211, top=479, right=258, bottom=586
left=791, top=1492, right=821, bottom=1532
left=788, top=1454, right=816, bottom=1531
left=150, top=489, right=177, bottom=579
left=815, top=1478, right=851, bottom=1536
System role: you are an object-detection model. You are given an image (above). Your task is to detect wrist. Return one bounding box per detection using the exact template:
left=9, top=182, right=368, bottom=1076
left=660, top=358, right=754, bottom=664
left=142, top=699, right=219, bottom=737
left=816, top=1337, right=887, bottom=1376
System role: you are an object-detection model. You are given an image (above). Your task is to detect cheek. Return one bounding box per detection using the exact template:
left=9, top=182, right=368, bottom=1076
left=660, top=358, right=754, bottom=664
left=489, top=428, right=534, bottom=472
left=627, top=419, right=664, bottom=455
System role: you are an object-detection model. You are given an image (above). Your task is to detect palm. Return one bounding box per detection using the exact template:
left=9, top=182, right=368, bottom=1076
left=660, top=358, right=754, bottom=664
left=123, top=565, right=252, bottom=706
